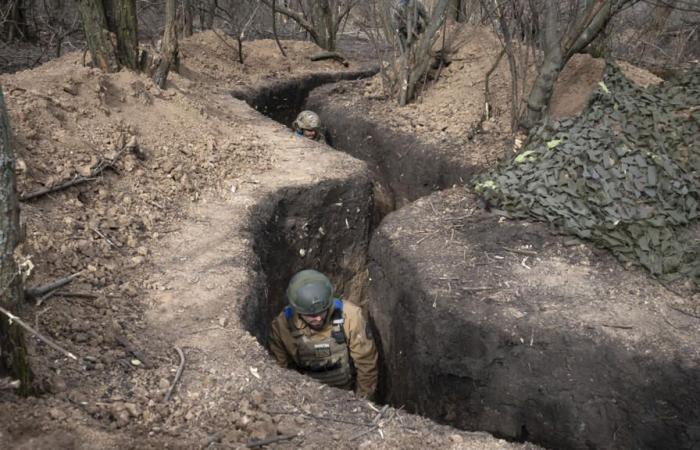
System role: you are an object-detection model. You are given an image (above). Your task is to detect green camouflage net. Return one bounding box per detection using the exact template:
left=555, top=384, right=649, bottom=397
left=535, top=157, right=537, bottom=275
left=475, top=64, right=700, bottom=287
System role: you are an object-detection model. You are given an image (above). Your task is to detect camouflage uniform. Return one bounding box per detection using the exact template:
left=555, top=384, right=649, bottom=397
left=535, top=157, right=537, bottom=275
left=269, top=299, right=378, bottom=399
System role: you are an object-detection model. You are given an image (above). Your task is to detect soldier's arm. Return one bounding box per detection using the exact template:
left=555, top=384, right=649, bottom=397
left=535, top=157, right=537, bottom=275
left=346, top=308, right=379, bottom=399
left=269, top=318, right=294, bottom=368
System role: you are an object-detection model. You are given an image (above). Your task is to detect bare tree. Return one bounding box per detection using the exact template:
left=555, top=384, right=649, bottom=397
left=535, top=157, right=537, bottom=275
left=0, top=86, right=33, bottom=395
left=77, top=0, right=139, bottom=72
left=180, top=0, right=194, bottom=36
left=1, top=0, right=33, bottom=42
left=520, top=0, right=637, bottom=129
left=198, top=0, right=217, bottom=30
left=152, top=0, right=179, bottom=88
left=259, top=0, right=358, bottom=50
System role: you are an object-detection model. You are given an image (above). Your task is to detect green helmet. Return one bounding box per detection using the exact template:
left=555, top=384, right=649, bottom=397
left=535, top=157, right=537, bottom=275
left=286, top=269, right=333, bottom=315
left=293, top=110, right=321, bottom=132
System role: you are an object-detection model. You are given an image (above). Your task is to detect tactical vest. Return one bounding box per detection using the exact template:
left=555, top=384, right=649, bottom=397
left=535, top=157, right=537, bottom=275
left=284, top=299, right=354, bottom=389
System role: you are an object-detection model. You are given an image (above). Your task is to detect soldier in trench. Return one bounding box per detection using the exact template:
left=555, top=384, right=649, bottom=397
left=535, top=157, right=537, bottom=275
left=292, top=110, right=327, bottom=144
left=268, top=269, right=378, bottom=399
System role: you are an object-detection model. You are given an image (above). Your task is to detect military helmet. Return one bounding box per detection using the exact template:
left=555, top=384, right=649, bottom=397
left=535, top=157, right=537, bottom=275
left=286, top=269, right=333, bottom=315
left=293, top=110, right=321, bottom=132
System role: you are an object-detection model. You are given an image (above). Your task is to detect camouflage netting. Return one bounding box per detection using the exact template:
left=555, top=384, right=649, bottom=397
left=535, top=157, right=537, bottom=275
left=475, top=64, right=700, bottom=289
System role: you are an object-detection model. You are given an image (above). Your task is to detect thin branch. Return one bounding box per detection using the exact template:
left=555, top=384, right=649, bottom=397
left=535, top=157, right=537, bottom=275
left=25, top=271, right=82, bottom=300
left=0, top=305, right=78, bottom=360
left=272, top=0, right=287, bottom=57
left=163, top=346, right=185, bottom=402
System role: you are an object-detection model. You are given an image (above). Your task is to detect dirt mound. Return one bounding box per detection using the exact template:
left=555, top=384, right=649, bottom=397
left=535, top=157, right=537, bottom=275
left=358, top=25, right=660, bottom=149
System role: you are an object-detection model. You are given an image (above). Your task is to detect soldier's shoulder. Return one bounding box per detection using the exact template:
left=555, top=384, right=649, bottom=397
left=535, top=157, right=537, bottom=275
left=340, top=300, right=363, bottom=317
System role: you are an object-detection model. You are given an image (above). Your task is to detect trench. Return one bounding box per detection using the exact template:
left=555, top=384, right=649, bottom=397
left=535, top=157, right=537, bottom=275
left=231, top=71, right=700, bottom=450
left=232, top=72, right=482, bottom=420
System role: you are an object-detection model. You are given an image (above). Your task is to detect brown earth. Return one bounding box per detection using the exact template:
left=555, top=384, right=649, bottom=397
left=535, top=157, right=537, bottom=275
left=0, top=25, right=668, bottom=450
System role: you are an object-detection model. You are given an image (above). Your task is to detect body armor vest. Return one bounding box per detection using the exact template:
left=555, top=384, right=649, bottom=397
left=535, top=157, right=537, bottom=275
left=284, top=299, right=354, bottom=389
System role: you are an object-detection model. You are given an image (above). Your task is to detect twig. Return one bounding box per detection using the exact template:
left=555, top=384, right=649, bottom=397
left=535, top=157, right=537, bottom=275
left=246, top=433, right=297, bottom=448
left=20, top=145, right=126, bottom=201
left=371, top=405, right=390, bottom=425
left=147, top=199, right=165, bottom=210
left=0, top=305, right=78, bottom=360
left=600, top=323, right=634, bottom=330
left=502, top=246, right=538, bottom=256
left=266, top=409, right=367, bottom=426
left=461, top=286, right=499, bottom=292
left=164, top=346, right=185, bottom=402
left=272, top=0, right=287, bottom=57
left=26, top=271, right=82, bottom=300
left=54, top=292, right=98, bottom=299
left=350, top=405, right=390, bottom=441
left=669, top=306, right=700, bottom=320
left=92, top=226, right=124, bottom=251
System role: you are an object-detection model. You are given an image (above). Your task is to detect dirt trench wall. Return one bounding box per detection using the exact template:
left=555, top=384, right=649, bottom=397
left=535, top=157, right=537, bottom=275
left=369, top=189, right=700, bottom=450
left=230, top=68, right=378, bottom=127
left=306, top=82, right=477, bottom=210
left=242, top=173, right=374, bottom=344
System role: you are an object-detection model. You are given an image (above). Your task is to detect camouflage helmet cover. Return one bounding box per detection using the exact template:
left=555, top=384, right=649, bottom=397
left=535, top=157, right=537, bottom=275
left=293, top=110, right=321, bottom=132
left=286, top=269, right=333, bottom=315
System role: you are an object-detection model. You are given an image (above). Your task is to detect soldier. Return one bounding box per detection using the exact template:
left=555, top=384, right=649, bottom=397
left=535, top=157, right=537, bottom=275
left=269, top=269, right=378, bottom=399
left=392, top=0, right=429, bottom=52
left=292, top=110, right=326, bottom=144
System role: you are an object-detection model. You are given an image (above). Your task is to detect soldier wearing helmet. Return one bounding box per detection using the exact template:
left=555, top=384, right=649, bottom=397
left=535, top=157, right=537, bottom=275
left=269, top=269, right=378, bottom=399
left=292, top=110, right=327, bottom=144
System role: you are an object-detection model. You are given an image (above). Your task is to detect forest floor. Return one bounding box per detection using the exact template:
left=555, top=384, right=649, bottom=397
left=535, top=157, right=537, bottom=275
left=0, top=25, right=662, bottom=449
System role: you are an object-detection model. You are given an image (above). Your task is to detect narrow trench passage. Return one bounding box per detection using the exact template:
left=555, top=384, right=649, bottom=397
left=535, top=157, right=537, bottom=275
left=230, top=72, right=700, bottom=450
left=231, top=73, right=480, bottom=432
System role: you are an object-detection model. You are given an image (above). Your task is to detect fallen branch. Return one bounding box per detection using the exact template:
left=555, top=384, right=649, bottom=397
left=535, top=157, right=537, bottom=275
left=25, top=271, right=82, bottom=301
left=502, top=246, right=538, bottom=256
left=309, top=51, right=348, bottom=67
left=163, top=346, right=185, bottom=402
left=0, top=305, right=78, bottom=361
left=54, top=292, right=98, bottom=299
left=20, top=146, right=126, bottom=202
left=246, top=433, right=297, bottom=448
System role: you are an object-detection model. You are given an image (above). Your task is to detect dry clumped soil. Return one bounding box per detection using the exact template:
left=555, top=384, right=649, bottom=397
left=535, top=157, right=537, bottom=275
left=0, top=31, right=547, bottom=449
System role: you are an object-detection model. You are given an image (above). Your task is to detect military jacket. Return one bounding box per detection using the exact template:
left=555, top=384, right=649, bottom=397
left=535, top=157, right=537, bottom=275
left=269, top=300, right=378, bottom=399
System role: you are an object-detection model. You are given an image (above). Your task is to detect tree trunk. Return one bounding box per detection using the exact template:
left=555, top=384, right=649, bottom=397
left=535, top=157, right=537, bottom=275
left=77, top=0, right=120, bottom=72
left=402, top=0, right=451, bottom=105
left=520, top=0, right=623, bottom=130
left=113, top=0, right=139, bottom=70
left=0, top=87, right=33, bottom=396
left=182, top=0, right=194, bottom=37
left=447, top=0, right=462, bottom=22
left=153, top=0, right=179, bottom=88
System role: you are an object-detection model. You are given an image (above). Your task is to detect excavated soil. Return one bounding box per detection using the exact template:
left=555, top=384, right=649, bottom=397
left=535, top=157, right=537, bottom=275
left=368, top=189, right=700, bottom=450
left=0, top=31, right=542, bottom=449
